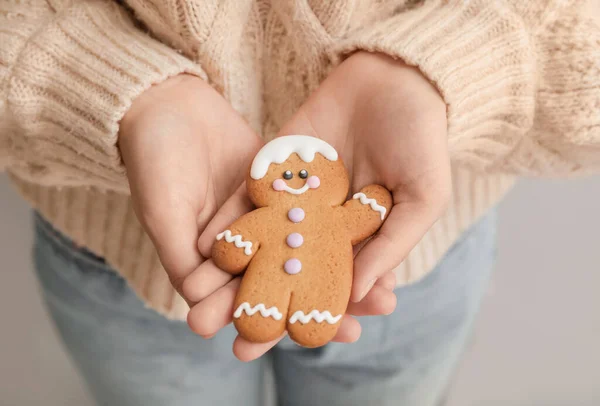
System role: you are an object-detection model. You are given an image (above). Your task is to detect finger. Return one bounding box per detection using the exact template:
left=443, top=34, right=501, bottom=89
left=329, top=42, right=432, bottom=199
left=150, top=208, right=206, bottom=294
left=346, top=285, right=397, bottom=316
left=181, top=259, right=233, bottom=303
left=233, top=333, right=287, bottom=362
left=197, top=184, right=255, bottom=258
left=352, top=236, right=371, bottom=257
left=136, top=190, right=217, bottom=297
left=375, top=270, right=397, bottom=291
left=187, top=278, right=240, bottom=337
left=331, top=314, right=362, bottom=343
left=232, top=314, right=360, bottom=362
left=352, top=199, right=440, bottom=302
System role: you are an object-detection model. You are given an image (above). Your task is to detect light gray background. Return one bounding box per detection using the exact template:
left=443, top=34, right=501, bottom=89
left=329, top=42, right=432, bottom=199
left=1, top=173, right=599, bottom=406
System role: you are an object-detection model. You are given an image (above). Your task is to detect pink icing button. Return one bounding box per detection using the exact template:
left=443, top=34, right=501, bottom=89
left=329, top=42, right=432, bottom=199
left=284, top=258, right=302, bottom=275
left=286, top=233, right=303, bottom=248
left=287, top=208, right=305, bottom=223
left=273, top=179, right=286, bottom=191
left=306, top=175, right=320, bottom=189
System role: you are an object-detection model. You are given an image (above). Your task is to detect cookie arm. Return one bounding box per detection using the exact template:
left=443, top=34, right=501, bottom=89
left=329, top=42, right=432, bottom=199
left=340, top=185, right=393, bottom=245
left=212, top=210, right=266, bottom=275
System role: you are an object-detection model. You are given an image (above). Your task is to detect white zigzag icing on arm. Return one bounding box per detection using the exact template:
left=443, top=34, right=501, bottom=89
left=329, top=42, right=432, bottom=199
left=352, top=192, right=386, bottom=220
left=233, top=302, right=283, bottom=320
left=216, top=230, right=253, bottom=255
left=288, top=310, right=342, bottom=325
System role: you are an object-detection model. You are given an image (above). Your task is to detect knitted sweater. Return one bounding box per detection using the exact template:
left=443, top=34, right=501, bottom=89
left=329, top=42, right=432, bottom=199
left=1, top=0, right=599, bottom=320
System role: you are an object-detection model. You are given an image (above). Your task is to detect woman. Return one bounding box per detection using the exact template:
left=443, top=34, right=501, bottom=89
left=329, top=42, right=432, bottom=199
left=1, top=0, right=599, bottom=405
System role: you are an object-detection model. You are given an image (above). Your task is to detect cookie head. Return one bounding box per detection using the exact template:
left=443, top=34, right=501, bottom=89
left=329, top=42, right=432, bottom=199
left=247, top=135, right=349, bottom=207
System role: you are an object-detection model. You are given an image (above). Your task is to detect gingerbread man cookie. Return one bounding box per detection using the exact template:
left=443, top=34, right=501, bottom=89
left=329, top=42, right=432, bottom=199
left=212, top=135, right=392, bottom=348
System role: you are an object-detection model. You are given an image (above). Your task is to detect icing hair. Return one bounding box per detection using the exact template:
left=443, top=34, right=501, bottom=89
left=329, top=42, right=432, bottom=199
left=250, top=135, right=338, bottom=180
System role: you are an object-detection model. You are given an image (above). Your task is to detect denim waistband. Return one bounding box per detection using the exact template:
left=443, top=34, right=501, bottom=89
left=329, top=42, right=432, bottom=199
left=34, top=212, right=109, bottom=271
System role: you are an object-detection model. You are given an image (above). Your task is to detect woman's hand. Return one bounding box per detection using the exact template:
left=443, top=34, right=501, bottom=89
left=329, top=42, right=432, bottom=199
left=280, top=52, right=451, bottom=303
left=119, top=74, right=263, bottom=303
left=187, top=52, right=451, bottom=361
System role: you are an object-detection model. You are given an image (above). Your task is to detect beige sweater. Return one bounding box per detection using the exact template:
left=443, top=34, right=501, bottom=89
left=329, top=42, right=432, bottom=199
left=1, top=0, right=599, bottom=320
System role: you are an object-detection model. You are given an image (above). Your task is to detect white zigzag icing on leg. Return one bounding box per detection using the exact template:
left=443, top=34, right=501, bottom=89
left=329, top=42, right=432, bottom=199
left=216, top=230, right=253, bottom=255
left=288, top=310, right=342, bottom=325
left=353, top=192, right=386, bottom=220
left=233, top=302, right=283, bottom=320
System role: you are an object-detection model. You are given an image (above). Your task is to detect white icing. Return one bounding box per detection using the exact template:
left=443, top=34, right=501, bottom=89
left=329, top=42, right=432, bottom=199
left=279, top=182, right=310, bottom=195
left=352, top=192, right=386, bottom=220
left=216, top=230, right=252, bottom=255
left=288, top=310, right=342, bottom=325
left=234, top=302, right=283, bottom=320
left=250, top=135, right=338, bottom=180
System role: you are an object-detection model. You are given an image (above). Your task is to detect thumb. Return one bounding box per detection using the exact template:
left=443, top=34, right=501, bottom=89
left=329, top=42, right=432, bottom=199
left=198, top=183, right=255, bottom=259
left=351, top=179, right=451, bottom=302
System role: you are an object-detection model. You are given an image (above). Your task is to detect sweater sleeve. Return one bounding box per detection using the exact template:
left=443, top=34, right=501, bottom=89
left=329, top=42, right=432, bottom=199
left=0, top=0, right=206, bottom=193
left=335, top=0, right=600, bottom=176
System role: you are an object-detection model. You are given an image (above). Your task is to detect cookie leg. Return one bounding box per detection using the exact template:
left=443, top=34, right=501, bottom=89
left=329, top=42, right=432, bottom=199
left=233, top=276, right=291, bottom=343
left=286, top=285, right=350, bottom=348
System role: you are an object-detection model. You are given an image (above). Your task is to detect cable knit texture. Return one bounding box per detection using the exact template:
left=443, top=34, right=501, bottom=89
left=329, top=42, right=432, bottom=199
left=1, top=0, right=599, bottom=319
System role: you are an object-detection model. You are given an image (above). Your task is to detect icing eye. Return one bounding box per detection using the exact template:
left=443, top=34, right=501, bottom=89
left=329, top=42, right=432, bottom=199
left=299, top=169, right=308, bottom=179
left=283, top=170, right=293, bottom=180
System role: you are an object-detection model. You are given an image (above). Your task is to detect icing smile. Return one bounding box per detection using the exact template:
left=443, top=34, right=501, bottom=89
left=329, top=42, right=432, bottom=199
left=273, top=176, right=320, bottom=195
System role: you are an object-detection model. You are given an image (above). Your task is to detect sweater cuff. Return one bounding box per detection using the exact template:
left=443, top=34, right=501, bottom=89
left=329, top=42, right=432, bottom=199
left=4, top=1, right=206, bottom=192
left=334, top=0, right=537, bottom=169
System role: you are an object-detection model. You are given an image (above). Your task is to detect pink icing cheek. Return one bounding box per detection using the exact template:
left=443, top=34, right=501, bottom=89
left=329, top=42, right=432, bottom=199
left=306, top=176, right=320, bottom=189
left=273, top=179, right=286, bottom=191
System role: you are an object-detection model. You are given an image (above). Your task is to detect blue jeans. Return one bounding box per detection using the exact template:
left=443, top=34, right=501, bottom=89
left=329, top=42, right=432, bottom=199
left=33, top=211, right=497, bottom=406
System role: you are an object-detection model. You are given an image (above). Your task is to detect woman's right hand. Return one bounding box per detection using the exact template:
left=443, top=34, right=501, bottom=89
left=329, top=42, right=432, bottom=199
left=118, top=74, right=263, bottom=304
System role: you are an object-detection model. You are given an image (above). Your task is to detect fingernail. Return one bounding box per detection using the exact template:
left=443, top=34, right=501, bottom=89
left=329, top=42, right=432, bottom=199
left=359, top=278, right=377, bottom=301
